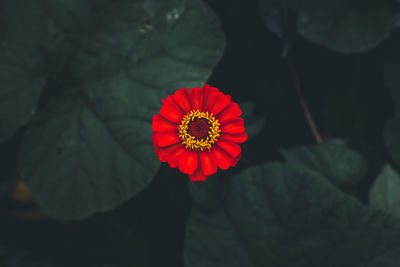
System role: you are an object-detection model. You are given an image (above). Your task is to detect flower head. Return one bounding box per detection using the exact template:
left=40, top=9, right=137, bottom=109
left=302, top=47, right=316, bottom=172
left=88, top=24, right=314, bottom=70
left=152, top=84, right=247, bottom=181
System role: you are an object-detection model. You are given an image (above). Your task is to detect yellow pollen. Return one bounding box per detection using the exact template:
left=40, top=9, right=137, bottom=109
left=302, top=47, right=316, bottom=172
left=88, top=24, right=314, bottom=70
left=178, top=110, right=221, bottom=151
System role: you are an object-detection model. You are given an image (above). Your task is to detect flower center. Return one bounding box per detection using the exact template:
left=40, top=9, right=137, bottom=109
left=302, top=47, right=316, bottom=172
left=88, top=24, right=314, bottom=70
left=178, top=110, right=221, bottom=151
left=188, top=118, right=210, bottom=139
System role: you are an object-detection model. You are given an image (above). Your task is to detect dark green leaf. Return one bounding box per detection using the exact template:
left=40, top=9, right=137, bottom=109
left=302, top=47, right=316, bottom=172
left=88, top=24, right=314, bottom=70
left=19, top=94, right=159, bottom=219
left=369, top=164, right=400, bottom=218
left=259, top=0, right=303, bottom=56
left=185, top=163, right=400, bottom=267
left=0, top=0, right=47, bottom=142
left=43, top=0, right=97, bottom=31
left=298, top=0, right=399, bottom=53
left=282, top=143, right=367, bottom=187
left=19, top=0, right=225, bottom=220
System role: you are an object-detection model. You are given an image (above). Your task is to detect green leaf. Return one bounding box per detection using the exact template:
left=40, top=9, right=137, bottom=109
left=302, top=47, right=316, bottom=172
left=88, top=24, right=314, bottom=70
left=185, top=163, right=400, bottom=267
left=259, top=0, right=303, bottom=56
left=297, top=0, right=399, bottom=53
left=282, top=143, right=367, bottom=187
left=19, top=0, right=225, bottom=220
left=43, top=0, right=96, bottom=31
left=369, top=164, right=400, bottom=218
left=0, top=0, right=47, bottom=142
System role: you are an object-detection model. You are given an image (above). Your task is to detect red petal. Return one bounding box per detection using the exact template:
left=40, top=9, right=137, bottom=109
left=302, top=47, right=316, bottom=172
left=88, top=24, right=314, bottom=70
left=201, top=84, right=216, bottom=110
left=169, top=145, right=186, bottom=168
left=190, top=87, right=203, bottom=110
left=160, top=96, right=184, bottom=123
left=179, top=149, right=198, bottom=175
left=207, top=93, right=231, bottom=116
left=173, top=87, right=192, bottom=113
left=154, top=132, right=180, bottom=147
left=220, top=118, right=245, bottom=134
left=220, top=132, right=248, bottom=143
left=152, top=132, right=157, bottom=147
left=189, top=168, right=207, bottom=181
left=216, top=139, right=241, bottom=158
left=210, top=146, right=234, bottom=170
left=200, top=151, right=217, bottom=176
left=232, top=153, right=241, bottom=166
left=217, top=102, right=242, bottom=124
left=152, top=114, right=178, bottom=132
left=155, top=143, right=181, bottom=162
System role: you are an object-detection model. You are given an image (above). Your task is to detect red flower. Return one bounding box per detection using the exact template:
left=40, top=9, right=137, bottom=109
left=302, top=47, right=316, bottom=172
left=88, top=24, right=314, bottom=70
left=152, top=84, right=247, bottom=181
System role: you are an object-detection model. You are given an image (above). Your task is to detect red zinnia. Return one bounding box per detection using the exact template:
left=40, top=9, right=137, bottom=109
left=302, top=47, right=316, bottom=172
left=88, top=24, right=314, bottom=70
left=152, top=84, right=247, bottom=181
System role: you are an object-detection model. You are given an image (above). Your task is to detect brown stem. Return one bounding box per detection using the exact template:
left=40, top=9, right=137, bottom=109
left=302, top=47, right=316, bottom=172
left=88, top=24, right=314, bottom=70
left=286, top=56, right=323, bottom=143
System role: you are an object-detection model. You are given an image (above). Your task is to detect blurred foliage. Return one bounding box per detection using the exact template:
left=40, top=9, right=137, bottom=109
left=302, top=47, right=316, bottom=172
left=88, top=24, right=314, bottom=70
left=282, top=143, right=368, bottom=188
left=1, top=0, right=400, bottom=266
left=369, top=164, right=400, bottom=218
left=185, top=163, right=400, bottom=267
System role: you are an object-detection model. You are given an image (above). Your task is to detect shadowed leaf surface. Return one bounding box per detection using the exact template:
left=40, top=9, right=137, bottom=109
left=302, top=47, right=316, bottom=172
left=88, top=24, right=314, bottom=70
left=259, top=0, right=303, bottom=56
left=185, top=163, right=400, bottom=267
left=297, top=0, right=399, bottom=53
left=18, top=0, right=225, bottom=220
left=282, top=143, right=368, bottom=187
left=0, top=0, right=47, bottom=142
left=369, top=164, right=400, bottom=218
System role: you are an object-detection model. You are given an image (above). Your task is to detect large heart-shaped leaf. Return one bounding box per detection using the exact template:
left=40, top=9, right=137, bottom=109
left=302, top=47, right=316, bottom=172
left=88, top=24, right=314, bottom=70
left=185, top=163, right=400, bottom=267
left=0, top=0, right=47, bottom=142
left=282, top=143, right=368, bottom=187
left=19, top=0, right=225, bottom=220
left=297, top=0, right=399, bottom=53
left=259, top=0, right=399, bottom=54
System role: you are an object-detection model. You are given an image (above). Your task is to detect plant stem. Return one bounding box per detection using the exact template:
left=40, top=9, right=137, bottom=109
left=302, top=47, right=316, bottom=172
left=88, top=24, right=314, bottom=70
left=286, top=56, right=323, bottom=143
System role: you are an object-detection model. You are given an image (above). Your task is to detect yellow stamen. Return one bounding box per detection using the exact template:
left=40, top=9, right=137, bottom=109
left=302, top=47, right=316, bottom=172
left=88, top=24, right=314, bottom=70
left=178, top=110, right=221, bottom=151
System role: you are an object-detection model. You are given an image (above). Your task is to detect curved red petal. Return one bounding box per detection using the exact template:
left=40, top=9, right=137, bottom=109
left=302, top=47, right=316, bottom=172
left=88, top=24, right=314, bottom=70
left=189, top=168, right=207, bottom=181
left=179, top=149, right=198, bottom=175
left=216, top=139, right=241, bottom=158
left=232, top=153, right=241, bottom=167
left=220, top=118, right=245, bottom=134
left=200, top=151, right=217, bottom=176
left=201, top=84, right=217, bottom=110
left=155, top=143, right=181, bottom=162
left=210, top=146, right=234, bottom=170
left=217, top=102, right=242, bottom=124
left=169, top=145, right=186, bottom=168
left=152, top=114, right=178, bottom=132
left=207, top=93, right=231, bottom=116
left=160, top=95, right=184, bottom=123
left=220, top=132, right=248, bottom=143
left=152, top=132, right=157, bottom=147
left=173, top=87, right=192, bottom=113
left=190, top=87, right=203, bottom=111
left=154, top=132, right=180, bottom=147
